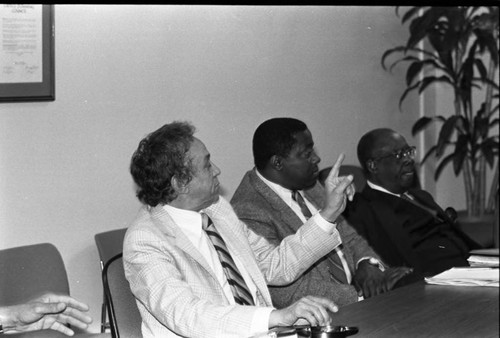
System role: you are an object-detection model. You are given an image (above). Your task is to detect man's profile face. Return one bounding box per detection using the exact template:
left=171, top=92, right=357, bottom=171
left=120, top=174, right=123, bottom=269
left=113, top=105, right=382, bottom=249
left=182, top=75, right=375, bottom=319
left=370, top=131, right=415, bottom=194
left=279, top=129, right=321, bottom=191
left=184, top=138, right=221, bottom=211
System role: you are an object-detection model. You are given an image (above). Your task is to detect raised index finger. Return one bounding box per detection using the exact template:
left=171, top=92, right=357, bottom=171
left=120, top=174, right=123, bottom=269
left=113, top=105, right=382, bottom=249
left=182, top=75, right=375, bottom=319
left=327, top=153, right=345, bottom=180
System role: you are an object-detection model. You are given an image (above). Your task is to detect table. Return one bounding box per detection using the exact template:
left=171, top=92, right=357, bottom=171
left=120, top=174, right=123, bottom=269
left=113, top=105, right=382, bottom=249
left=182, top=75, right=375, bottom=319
left=8, top=331, right=111, bottom=338
left=331, top=281, right=499, bottom=337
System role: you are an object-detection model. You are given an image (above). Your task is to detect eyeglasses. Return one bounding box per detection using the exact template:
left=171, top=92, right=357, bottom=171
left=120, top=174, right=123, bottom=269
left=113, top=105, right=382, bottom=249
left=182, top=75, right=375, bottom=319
left=372, top=146, right=416, bottom=162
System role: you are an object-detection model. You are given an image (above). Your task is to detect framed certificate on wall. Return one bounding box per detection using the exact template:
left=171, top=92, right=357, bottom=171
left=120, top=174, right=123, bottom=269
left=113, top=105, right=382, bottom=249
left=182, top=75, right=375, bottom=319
left=0, top=4, right=55, bottom=102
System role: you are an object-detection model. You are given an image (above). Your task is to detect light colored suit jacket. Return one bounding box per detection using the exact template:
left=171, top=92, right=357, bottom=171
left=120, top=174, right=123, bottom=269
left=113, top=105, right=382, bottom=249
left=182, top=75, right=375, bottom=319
left=123, top=196, right=342, bottom=338
left=231, top=169, right=381, bottom=308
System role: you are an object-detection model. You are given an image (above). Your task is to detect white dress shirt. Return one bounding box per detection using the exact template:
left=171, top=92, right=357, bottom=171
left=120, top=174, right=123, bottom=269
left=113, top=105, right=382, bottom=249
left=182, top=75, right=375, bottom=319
left=163, top=204, right=272, bottom=335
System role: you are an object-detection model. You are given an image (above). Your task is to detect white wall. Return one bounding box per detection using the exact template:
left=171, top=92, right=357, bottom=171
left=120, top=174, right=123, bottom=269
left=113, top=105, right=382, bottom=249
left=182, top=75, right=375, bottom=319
left=0, top=5, right=423, bottom=333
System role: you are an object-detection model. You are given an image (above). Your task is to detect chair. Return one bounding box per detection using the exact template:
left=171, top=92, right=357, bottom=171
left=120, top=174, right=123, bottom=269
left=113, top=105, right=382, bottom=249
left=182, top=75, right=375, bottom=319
left=0, top=243, right=69, bottom=306
left=102, top=253, right=142, bottom=338
left=94, top=228, right=128, bottom=333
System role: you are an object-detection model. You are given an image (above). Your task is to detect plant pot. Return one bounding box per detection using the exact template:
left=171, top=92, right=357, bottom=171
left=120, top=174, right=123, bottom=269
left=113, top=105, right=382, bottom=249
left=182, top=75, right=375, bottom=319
left=457, top=210, right=497, bottom=248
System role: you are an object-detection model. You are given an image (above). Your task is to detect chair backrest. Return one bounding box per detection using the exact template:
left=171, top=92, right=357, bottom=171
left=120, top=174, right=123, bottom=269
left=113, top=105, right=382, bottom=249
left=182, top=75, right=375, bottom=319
left=95, top=228, right=127, bottom=270
left=103, top=253, right=142, bottom=338
left=95, top=228, right=128, bottom=333
left=0, top=243, right=69, bottom=305
left=318, top=165, right=367, bottom=192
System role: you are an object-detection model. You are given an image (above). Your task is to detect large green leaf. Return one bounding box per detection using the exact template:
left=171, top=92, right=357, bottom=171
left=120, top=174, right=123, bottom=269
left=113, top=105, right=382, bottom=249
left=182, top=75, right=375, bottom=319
left=412, top=115, right=446, bottom=135
left=473, top=58, right=488, bottom=80
left=421, top=144, right=438, bottom=164
left=436, top=116, right=460, bottom=156
left=400, top=6, right=425, bottom=24
left=435, top=153, right=456, bottom=179
left=417, top=75, right=454, bottom=95
left=406, top=59, right=448, bottom=85
left=381, top=47, right=436, bottom=71
left=480, top=138, right=498, bottom=167
left=388, top=55, right=421, bottom=73
left=453, top=134, right=468, bottom=174
left=398, top=82, right=421, bottom=110
left=474, top=103, right=489, bottom=139
left=412, top=116, right=432, bottom=135
left=407, top=8, right=449, bottom=48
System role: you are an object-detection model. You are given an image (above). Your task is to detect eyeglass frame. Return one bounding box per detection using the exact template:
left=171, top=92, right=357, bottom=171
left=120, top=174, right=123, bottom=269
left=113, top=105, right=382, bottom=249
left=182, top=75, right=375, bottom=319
left=371, top=146, right=417, bottom=162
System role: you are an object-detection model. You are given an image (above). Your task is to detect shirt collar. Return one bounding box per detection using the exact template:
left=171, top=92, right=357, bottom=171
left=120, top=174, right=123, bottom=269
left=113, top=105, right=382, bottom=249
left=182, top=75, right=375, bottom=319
left=255, top=168, right=297, bottom=208
left=367, top=180, right=404, bottom=198
left=162, top=204, right=204, bottom=241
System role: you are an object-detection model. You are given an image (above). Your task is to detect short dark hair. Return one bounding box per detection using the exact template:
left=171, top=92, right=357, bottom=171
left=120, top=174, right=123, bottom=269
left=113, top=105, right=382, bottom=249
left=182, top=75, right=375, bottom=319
left=130, top=121, right=195, bottom=207
left=253, top=118, right=308, bottom=170
left=357, top=128, right=393, bottom=173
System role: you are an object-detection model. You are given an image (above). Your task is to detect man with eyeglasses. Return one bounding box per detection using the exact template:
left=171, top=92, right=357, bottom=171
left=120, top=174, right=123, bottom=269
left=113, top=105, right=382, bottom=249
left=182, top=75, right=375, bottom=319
left=343, top=128, right=480, bottom=283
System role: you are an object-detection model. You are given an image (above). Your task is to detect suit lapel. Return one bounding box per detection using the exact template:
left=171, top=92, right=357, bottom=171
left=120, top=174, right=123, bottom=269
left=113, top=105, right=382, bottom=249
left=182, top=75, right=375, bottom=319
left=409, top=189, right=450, bottom=222
left=204, top=198, right=273, bottom=305
left=248, top=170, right=304, bottom=232
left=362, top=187, right=423, bottom=270
left=149, top=206, right=220, bottom=281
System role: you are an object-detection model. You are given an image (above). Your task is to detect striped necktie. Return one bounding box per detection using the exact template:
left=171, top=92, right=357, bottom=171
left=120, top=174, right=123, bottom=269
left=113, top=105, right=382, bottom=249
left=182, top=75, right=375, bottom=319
left=201, top=213, right=255, bottom=306
left=292, top=190, right=313, bottom=218
left=291, top=190, right=350, bottom=284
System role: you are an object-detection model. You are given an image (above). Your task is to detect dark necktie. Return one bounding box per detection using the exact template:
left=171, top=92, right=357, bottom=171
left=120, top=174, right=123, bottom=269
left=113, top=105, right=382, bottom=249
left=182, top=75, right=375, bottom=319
left=292, top=190, right=313, bottom=219
left=201, top=213, right=255, bottom=306
left=401, top=192, right=438, bottom=218
left=291, top=190, right=349, bottom=284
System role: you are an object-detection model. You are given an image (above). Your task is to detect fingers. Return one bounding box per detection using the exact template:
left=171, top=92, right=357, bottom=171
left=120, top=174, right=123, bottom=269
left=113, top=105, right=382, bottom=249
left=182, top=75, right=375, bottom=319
left=63, top=297, right=90, bottom=313
left=384, top=267, right=414, bottom=289
left=333, top=175, right=354, bottom=195
left=40, top=294, right=90, bottom=313
left=57, top=311, right=92, bottom=330
left=327, top=153, right=345, bottom=181
left=296, top=296, right=338, bottom=326
left=49, top=321, right=75, bottom=336
left=33, top=302, right=67, bottom=316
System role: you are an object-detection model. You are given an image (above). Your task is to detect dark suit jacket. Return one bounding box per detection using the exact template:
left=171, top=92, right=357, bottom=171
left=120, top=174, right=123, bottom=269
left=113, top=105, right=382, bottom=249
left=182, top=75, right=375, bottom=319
left=230, top=169, right=381, bottom=308
left=343, top=185, right=480, bottom=277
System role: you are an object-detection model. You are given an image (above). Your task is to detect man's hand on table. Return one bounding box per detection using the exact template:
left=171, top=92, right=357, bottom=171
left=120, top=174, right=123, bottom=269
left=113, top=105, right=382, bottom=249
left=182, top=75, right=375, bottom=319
left=353, top=260, right=413, bottom=298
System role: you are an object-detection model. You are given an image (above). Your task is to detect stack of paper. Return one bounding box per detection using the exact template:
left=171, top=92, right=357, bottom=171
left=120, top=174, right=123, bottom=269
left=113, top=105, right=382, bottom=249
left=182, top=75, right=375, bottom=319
left=467, top=248, right=499, bottom=267
left=425, top=267, right=499, bottom=287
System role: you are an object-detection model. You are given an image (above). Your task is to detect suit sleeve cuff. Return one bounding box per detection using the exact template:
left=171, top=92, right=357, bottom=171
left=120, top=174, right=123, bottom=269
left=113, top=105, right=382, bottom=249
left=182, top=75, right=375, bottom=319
left=313, top=213, right=337, bottom=234
left=357, top=257, right=385, bottom=271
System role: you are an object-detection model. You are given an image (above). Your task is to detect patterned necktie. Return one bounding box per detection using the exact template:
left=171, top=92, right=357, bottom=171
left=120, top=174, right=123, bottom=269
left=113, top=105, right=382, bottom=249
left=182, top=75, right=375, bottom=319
left=291, top=190, right=349, bottom=284
left=201, top=213, right=255, bottom=306
left=292, top=190, right=313, bottom=219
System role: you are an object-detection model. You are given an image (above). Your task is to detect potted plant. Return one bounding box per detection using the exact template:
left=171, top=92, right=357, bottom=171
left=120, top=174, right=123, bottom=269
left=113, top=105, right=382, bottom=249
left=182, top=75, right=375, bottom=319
left=381, top=6, right=499, bottom=230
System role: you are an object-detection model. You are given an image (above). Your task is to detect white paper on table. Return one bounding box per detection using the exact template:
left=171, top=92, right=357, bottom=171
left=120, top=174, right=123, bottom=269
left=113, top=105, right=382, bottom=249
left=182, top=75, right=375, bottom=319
left=425, top=267, right=499, bottom=287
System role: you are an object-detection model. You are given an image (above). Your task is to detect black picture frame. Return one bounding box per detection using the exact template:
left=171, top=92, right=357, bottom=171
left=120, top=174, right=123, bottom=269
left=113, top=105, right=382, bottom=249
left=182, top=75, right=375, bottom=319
left=0, top=5, right=55, bottom=102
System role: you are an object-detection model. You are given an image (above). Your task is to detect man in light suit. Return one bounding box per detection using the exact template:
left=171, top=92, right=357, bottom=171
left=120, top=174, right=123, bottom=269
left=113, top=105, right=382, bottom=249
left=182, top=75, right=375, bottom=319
left=231, top=118, right=412, bottom=309
left=123, top=121, right=356, bottom=338
left=343, top=128, right=480, bottom=279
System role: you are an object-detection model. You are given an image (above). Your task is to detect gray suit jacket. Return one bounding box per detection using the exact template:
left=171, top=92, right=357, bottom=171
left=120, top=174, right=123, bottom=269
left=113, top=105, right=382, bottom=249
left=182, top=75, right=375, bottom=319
left=231, top=169, right=381, bottom=308
left=123, top=196, right=342, bottom=338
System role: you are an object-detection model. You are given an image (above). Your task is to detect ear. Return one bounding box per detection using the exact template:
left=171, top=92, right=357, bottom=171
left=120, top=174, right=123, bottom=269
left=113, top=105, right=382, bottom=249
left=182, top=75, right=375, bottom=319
left=270, top=155, right=283, bottom=170
left=171, top=175, right=189, bottom=194
left=367, top=160, right=377, bottom=173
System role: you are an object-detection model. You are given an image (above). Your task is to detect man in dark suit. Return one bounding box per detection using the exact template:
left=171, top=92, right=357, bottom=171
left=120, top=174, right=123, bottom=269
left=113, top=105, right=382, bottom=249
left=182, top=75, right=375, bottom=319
left=231, top=118, right=411, bottom=309
left=343, top=128, right=480, bottom=280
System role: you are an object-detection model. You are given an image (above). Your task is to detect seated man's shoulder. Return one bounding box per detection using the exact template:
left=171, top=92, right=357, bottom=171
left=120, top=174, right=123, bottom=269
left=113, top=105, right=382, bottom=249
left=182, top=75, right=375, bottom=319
left=344, top=192, right=369, bottom=212
left=231, top=170, right=265, bottom=208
